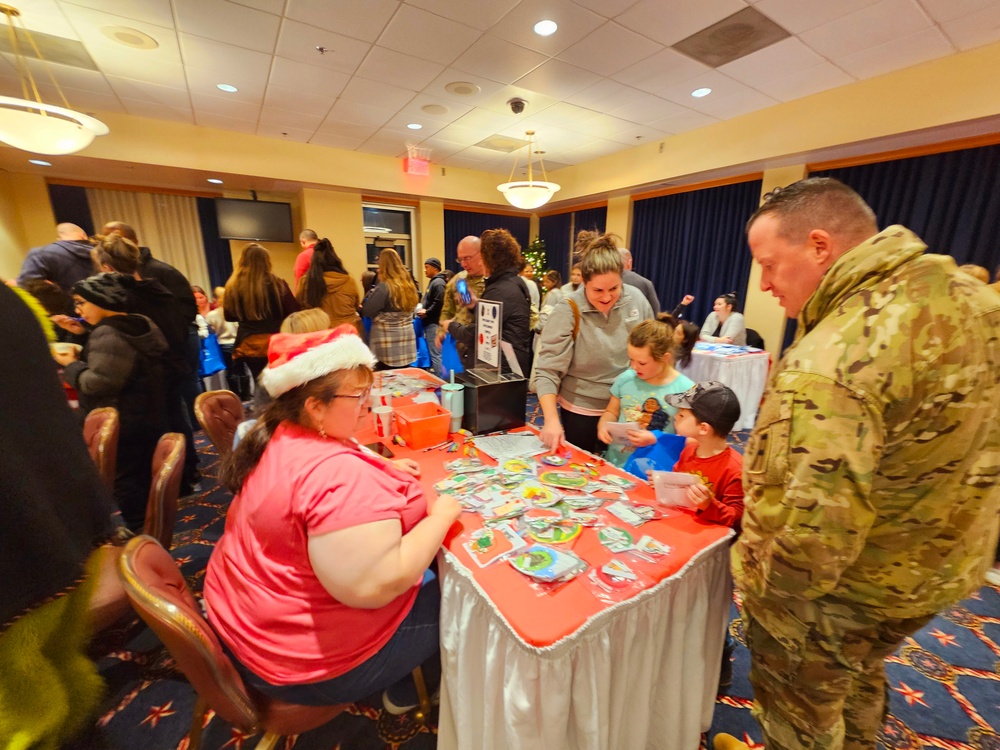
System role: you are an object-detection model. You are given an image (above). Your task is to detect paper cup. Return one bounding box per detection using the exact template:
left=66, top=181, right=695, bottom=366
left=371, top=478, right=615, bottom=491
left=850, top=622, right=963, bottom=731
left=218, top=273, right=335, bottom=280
left=370, top=388, right=393, bottom=409
left=373, top=406, right=394, bottom=438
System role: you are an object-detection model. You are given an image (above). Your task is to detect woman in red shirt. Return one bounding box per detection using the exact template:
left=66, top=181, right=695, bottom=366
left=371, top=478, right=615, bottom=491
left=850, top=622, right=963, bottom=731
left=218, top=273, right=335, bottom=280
left=204, top=325, right=460, bottom=712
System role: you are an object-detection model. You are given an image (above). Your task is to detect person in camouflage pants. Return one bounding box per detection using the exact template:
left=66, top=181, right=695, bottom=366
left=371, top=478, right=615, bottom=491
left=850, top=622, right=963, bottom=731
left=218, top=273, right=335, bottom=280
left=715, top=178, right=1000, bottom=750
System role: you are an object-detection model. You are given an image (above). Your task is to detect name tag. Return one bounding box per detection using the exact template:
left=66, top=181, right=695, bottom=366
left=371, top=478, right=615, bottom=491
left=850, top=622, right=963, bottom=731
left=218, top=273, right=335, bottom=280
left=625, top=308, right=640, bottom=322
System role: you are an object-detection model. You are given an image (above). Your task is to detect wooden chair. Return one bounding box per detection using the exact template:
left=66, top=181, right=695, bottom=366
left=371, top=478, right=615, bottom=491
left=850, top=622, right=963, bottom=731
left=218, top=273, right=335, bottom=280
left=194, top=390, right=244, bottom=460
left=145, top=433, right=185, bottom=551
left=117, top=535, right=347, bottom=750
left=83, top=407, right=119, bottom=489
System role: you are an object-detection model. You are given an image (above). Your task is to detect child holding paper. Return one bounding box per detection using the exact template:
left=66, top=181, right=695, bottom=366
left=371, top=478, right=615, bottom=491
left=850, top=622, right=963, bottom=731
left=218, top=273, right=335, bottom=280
left=597, top=319, right=694, bottom=467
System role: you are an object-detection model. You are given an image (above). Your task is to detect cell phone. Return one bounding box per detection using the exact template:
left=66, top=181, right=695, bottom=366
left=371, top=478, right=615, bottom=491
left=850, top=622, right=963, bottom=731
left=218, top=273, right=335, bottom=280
left=364, top=442, right=395, bottom=459
left=456, top=278, right=472, bottom=305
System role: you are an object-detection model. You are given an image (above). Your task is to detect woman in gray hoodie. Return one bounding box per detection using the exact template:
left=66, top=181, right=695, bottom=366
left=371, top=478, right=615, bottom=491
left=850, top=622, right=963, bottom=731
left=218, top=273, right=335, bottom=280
left=534, top=234, right=653, bottom=453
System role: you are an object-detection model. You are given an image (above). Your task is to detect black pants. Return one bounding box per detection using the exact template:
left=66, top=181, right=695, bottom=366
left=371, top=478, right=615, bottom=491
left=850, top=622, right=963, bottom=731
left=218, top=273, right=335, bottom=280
left=165, top=373, right=198, bottom=488
left=115, top=427, right=159, bottom=531
left=560, top=408, right=603, bottom=455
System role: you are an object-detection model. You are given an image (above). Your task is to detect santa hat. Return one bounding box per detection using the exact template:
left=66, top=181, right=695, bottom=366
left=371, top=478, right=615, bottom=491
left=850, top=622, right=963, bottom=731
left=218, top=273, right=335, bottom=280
left=259, top=325, right=375, bottom=398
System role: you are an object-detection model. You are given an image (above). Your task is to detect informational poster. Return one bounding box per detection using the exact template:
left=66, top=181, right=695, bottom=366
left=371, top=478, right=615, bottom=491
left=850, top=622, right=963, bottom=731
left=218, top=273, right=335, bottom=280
left=476, top=299, right=501, bottom=368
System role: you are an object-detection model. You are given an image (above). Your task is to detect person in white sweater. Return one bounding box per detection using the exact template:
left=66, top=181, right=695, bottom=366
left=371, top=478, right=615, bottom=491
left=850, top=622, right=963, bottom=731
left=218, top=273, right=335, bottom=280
left=700, top=293, right=746, bottom=345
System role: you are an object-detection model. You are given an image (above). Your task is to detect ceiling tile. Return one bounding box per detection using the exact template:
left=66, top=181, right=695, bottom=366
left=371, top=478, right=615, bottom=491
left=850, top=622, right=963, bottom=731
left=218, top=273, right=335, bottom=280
left=60, top=0, right=175, bottom=29
left=571, top=113, right=644, bottom=138
left=525, top=101, right=602, bottom=127
left=422, top=69, right=507, bottom=106
left=608, top=95, right=688, bottom=124
left=656, top=70, right=753, bottom=106
left=688, top=86, right=778, bottom=119
left=14, top=0, right=78, bottom=38
left=267, top=57, right=350, bottom=99
left=52, top=86, right=126, bottom=114
left=513, top=59, right=602, bottom=99
left=939, top=3, right=1000, bottom=50
left=106, top=76, right=191, bottom=107
left=376, top=5, right=481, bottom=66
left=612, top=48, right=710, bottom=95
left=274, top=18, right=372, bottom=75
left=557, top=138, right=631, bottom=161
left=490, top=0, right=606, bottom=56
left=84, top=50, right=188, bottom=89
left=314, top=120, right=381, bottom=140
left=799, top=0, right=933, bottom=59
left=428, top=121, right=493, bottom=143
left=357, top=131, right=410, bottom=157
left=616, top=0, right=747, bottom=47
left=255, top=123, right=314, bottom=142
left=751, top=61, right=855, bottom=101
left=356, top=46, right=445, bottom=90
left=121, top=98, right=194, bottom=123
left=308, top=132, right=366, bottom=150
left=452, top=35, right=548, bottom=85
left=15, top=58, right=113, bottom=95
left=451, top=106, right=521, bottom=134
left=258, top=106, right=325, bottom=131
left=571, top=0, right=644, bottom=19
left=173, top=0, right=280, bottom=53
left=190, top=91, right=262, bottom=119
left=178, top=35, right=272, bottom=99
left=918, top=0, right=998, bottom=24
left=61, top=4, right=182, bottom=63
left=718, top=37, right=825, bottom=86
left=833, top=27, right=955, bottom=79
left=322, top=99, right=397, bottom=128
left=648, top=108, right=720, bottom=134
left=410, top=136, right=467, bottom=158
left=753, top=0, right=882, bottom=35
left=556, top=22, right=663, bottom=76
left=338, top=76, right=417, bottom=111
left=285, top=0, right=401, bottom=43
left=405, top=0, right=521, bottom=31
left=475, top=85, right=558, bottom=117
left=397, top=93, right=474, bottom=123
left=496, top=121, right=598, bottom=149
left=603, top=122, right=666, bottom=145
left=565, top=78, right=649, bottom=110
left=262, top=86, right=336, bottom=118
left=227, top=0, right=286, bottom=13
left=379, top=115, right=446, bottom=138
left=194, top=111, right=258, bottom=133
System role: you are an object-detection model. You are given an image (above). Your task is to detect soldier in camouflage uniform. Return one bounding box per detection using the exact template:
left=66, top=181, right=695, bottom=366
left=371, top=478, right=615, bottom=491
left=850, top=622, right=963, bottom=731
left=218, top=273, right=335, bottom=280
left=435, top=235, right=486, bottom=361
left=715, top=178, right=1000, bottom=750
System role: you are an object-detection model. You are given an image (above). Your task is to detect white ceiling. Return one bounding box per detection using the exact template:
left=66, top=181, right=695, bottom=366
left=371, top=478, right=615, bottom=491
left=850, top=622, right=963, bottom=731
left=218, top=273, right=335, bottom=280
left=1, top=0, right=999, bottom=176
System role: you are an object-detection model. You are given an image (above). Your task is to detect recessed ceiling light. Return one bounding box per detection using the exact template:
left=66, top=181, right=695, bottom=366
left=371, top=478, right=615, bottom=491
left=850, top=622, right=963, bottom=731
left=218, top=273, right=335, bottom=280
left=534, top=20, right=558, bottom=36
left=29, top=159, right=51, bottom=166
left=691, top=87, right=712, bottom=98
left=216, top=83, right=238, bottom=93
left=407, top=123, right=423, bottom=130
left=444, top=81, right=481, bottom=96
left=207, top=178, right=223, bottom=184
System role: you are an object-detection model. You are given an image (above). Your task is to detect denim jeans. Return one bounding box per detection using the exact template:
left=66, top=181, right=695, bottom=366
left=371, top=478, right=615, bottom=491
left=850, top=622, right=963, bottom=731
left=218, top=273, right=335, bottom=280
left=423, top=322, right=442, bottom=378
left=234, top=579, right=442, bottom=706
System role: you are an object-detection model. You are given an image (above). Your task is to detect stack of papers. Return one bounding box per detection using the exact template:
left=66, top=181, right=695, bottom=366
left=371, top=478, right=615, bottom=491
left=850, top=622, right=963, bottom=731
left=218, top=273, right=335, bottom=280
left=473, top=432, right=548, bottom=461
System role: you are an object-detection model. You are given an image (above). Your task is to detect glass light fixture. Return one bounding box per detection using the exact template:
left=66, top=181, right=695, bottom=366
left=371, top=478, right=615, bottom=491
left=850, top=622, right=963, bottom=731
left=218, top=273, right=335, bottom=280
left=497, top=130, right=561, bottom=210
left=0, top=5, right=109, bottom=155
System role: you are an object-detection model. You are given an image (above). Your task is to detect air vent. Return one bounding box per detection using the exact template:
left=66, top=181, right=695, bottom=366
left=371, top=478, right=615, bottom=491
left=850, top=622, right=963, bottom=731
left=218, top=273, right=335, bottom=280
left=445, top=81, right=481, bottom=96
left=101, top=26, right=159, bottom=50
left=0, top=27, right=98, bottom=70
left=474, top=134, right=529, bottom=153
left=672, top=6, right=789, bottom=68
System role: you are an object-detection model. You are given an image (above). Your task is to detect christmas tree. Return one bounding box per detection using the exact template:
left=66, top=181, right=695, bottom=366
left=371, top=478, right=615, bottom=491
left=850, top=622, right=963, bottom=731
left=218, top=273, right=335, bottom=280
left=523, top=235, right=547, bottom=273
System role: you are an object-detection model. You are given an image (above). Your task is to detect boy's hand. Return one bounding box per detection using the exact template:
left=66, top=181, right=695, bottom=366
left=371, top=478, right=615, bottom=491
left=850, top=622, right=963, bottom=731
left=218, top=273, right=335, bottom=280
left=687, top=483, right=712, bottom=510
left=626, top=429, right=656, bottom=447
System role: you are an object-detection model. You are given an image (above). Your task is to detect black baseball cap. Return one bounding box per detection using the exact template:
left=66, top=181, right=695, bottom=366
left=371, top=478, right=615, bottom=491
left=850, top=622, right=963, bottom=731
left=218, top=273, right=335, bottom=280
left=665, top=381, right=741, bottom=436
left=424, top=257, right=442, bottom=270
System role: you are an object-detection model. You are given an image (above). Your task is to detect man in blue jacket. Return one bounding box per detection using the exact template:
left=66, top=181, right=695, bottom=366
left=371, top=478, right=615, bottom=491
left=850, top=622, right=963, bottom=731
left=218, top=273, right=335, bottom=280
left=17, top=223, right=95, bottom=292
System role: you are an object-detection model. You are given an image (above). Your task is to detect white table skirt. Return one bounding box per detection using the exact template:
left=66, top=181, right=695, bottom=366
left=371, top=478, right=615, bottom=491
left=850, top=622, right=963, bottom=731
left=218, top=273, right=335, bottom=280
left=679, top=350, right=769, bottom=431
left=436, top=534, right=733, bottom=750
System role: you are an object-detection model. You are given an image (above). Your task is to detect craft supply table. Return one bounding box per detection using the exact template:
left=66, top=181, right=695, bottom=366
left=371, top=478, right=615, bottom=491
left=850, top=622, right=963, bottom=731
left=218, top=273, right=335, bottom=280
left=678, top=344, right=770, bottom=431
left=357, top=424, right=733, bottom=750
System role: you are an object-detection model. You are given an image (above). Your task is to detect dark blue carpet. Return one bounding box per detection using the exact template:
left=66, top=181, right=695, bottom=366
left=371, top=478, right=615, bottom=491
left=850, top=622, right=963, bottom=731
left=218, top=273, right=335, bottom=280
left=80, top=401, right=1000, bottom=749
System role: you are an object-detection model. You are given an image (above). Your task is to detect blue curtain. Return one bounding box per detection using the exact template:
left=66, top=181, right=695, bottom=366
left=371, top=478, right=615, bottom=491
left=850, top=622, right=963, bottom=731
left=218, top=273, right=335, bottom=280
left=631, top=179, right=762, bottom=326
left=574, top=206, right=607, bottom=236
left=443, top=210, right=530, bottom=272
left=813, top=143, right=1000, bottom=269
left=48, top=184, right=94, bottom=236
left=197, top=197, right=234, bottom=289
left=538, top=212, right=572, bottom=277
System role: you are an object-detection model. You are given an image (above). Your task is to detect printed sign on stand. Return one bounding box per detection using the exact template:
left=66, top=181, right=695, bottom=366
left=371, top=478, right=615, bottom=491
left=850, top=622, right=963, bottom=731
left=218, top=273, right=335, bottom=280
left=476, top=300, right=501, bottom=370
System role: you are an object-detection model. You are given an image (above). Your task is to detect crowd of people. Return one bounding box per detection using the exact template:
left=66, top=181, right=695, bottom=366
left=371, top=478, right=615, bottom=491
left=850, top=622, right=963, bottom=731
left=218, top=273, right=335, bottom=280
left=5, top=176, right=1000, bottom=750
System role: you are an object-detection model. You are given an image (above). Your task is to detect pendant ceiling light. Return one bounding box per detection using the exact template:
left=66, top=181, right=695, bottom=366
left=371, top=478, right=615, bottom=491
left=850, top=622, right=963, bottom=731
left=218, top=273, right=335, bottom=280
left=0, top=4, right=109, bottom=155
left=497, top=130, right=561, bottom=210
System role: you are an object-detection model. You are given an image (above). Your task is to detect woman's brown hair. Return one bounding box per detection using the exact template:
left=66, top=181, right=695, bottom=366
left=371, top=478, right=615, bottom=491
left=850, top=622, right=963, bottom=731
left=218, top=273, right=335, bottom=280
left=92, top=234, right=140, bottom=275
left=628, top=319, right=674, bottom=362
left=377, top=248, right=419, bottom=311
left=480, top=228, right=522, bottom=276
left=577, top=232, right=623, bottom=282
left=224, top=243, right=280, bottom=321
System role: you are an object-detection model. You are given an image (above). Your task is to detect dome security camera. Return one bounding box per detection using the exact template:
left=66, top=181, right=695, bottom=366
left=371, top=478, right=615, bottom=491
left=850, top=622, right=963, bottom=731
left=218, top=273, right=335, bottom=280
left=508, top=98, right=527, bottom=115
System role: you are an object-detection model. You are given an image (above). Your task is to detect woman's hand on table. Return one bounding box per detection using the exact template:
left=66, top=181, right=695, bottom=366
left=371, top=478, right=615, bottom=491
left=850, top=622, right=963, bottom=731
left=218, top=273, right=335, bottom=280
left=686, top=483, right=713, bottom=510
left=392, top=458, right=421, bottom=477
left=540, top=418, right=565, bottom=450
left=51, top=315, right=85, bottom=335
left=626, top=429, right=657, bottom=448
left=427, top=493, right=461, bottom=524
left=719, top=336, right=734, bottom=344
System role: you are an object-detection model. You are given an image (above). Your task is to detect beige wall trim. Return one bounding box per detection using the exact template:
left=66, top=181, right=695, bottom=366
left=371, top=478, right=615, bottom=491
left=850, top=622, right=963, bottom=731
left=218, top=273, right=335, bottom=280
left=807, top=131, right=1000, bottom=172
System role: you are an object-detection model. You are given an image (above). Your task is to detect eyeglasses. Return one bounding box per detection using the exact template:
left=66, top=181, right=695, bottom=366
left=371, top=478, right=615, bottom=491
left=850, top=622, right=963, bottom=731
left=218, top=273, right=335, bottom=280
left=331, top=388, right=371, bottom=402
left=457, top=252, right=480, bottom=263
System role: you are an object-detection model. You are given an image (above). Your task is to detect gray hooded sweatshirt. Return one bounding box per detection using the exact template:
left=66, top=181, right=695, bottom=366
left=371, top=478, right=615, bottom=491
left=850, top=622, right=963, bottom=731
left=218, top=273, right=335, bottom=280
left=534, top=284, right=653, bottom=411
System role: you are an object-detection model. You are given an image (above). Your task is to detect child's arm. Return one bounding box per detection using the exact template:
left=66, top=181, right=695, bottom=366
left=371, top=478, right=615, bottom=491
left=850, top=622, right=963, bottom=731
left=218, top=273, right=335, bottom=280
left=597, top=396, right=621, bottom=446
left=690, top=466, right=744, bottom=530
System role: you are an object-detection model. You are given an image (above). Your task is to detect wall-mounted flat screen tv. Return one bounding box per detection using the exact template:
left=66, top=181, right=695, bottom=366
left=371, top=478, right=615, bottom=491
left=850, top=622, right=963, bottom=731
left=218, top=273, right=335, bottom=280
left=215, top=198, right=294, bottom=242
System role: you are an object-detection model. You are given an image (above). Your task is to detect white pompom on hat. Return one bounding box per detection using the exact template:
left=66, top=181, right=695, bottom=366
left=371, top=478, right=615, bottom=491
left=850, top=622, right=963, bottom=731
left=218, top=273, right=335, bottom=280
left=259, top=325, right=376, bottom=398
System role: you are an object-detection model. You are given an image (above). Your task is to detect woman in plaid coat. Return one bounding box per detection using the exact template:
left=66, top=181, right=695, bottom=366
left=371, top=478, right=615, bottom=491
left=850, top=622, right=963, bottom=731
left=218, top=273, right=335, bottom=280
left=361, top=248, right=418, bottom=369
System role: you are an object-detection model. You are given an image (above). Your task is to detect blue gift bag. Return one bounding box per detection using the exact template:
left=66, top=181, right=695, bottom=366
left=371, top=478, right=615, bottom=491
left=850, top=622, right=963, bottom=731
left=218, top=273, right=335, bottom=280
left=623, top=432, right=686, bottom=480
left=410, top=318, right=431, bottom=368
left=440, top=333, right=464, bottom=376
left=199, top=333, right=226, bottom=377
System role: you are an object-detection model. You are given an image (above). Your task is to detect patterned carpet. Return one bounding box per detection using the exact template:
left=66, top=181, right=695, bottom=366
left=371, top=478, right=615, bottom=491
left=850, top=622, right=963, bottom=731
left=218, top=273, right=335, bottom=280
left=80, top=402, right=1000, bottom=750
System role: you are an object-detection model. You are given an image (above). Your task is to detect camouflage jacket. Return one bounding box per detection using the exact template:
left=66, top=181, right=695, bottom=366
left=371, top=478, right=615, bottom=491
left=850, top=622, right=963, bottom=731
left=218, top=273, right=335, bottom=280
left=733, top=226, right=1000, bottom=621
left=441, top=271, right=486, bottom=352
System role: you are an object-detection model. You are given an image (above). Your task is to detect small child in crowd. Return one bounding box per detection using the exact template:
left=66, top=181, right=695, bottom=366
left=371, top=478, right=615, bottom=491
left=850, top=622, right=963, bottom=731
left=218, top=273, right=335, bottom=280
left=598, top=319, right=695, bottom=468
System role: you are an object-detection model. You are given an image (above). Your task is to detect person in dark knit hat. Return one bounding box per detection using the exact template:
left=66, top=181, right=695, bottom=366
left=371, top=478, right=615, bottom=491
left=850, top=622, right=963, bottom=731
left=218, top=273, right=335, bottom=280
left=62, top=273, right=169, bottom=530
left=418, top=256, right=447, bottom=376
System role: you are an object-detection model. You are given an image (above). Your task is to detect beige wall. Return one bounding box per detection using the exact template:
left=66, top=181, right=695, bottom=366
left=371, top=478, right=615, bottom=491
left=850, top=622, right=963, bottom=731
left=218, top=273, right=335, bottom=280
left=0, top=173, right=57, bottom=279
left=0, top=173, right=28, bottom=281
left=416, top=200, right=445, bottom=291
left=606, top=195, right=632, bottom=246
left=298, top=189, right=365, bottom=285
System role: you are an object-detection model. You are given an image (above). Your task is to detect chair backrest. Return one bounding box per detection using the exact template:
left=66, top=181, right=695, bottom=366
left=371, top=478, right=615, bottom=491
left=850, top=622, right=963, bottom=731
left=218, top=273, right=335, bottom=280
left=117, top=535, right=261, bottom=731
left=145, top=433, right=185, bottom=550
left=83, top=407, right=119, bottom=489
left=745, top=328, right=765, bottom=350
left=194, top=390, right=245, bottom=460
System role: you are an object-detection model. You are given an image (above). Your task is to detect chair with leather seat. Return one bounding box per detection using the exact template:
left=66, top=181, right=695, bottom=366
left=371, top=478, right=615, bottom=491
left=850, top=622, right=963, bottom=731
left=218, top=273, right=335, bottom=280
left=83, top=407, right=119, bottom=490
left=145, top=433, right=185, bottom=551
left=194, top=390, right=244, bottom=460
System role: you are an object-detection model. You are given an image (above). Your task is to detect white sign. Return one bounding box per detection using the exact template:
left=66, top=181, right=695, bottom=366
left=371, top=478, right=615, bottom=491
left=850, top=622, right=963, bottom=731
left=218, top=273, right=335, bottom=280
left=476, top=299, right=501, bottom=368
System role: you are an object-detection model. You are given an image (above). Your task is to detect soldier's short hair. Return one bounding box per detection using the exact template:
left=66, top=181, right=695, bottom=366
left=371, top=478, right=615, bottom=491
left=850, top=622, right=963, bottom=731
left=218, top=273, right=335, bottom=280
left=746, top=177, right=877, bottom=247
left=300, top=228, right=318, bottom=242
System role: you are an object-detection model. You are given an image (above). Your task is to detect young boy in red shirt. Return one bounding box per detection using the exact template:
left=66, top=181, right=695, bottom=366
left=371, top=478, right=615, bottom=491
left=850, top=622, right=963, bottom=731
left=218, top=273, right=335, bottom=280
left=665, top=381, right=744, bottom=687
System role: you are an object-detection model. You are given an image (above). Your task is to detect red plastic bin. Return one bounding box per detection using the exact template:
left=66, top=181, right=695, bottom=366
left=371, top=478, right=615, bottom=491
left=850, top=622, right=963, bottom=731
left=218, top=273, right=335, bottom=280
left=395, top=402, right=450, bottom=448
